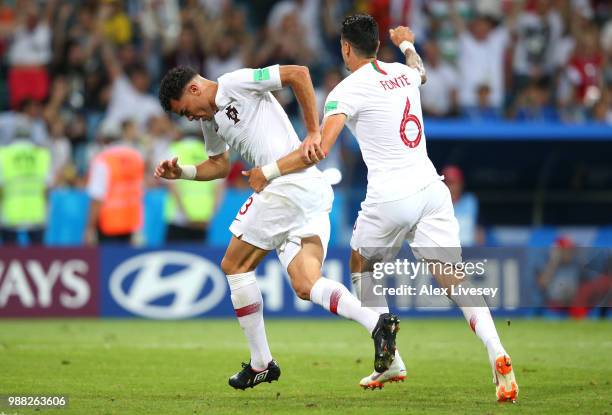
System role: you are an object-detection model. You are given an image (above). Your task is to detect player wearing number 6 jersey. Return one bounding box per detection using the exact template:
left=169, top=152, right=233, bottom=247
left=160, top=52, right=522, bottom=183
left=244, top=15, right=518, bottom=401
left=155, top=63, right=399, bottom=391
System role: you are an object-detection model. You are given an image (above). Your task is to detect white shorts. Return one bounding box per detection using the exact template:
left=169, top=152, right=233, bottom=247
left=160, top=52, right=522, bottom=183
left=351, top=180, right=462, bottom=264
left=229, top=177, right=333, bottom=270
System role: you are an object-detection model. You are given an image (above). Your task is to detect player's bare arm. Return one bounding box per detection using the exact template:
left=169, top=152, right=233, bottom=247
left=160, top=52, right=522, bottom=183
left=279, top=65, right=323, bottom=163
left=279, top=65, right=320, bottom=138
left=279, top=65, right=325, bottom=165
left=243, top=114, right=346, bottom=193
left=154, top=151, right=230, bottom=181
left=389, top=26, right=427, bottom=84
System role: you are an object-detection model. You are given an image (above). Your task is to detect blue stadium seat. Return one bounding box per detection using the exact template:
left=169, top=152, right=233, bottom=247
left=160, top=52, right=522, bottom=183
left=45, top=189, right=90, bottom=245
left=143, top=188, right=168, bottom=246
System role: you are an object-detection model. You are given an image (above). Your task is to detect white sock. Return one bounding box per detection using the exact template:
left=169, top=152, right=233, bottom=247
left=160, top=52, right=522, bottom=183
left=228, top=271, right=272, bottom=371
left=310, top=277, right=379, bottom=333
left=459, top=305, right=506, bottom=362
left=351, top=272, right=390, bottom=314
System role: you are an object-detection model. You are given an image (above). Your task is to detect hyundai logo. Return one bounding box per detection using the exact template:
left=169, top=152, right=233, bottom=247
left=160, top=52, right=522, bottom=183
left=109, top=251, right=226, bottom=319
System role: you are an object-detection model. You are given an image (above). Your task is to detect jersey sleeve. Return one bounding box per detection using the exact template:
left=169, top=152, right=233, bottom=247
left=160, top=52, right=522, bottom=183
left=220, top=65, right=283, bottom=96
left=323, top=84, right=360, bottom=120
left=200, top=120, right=229, bottom=157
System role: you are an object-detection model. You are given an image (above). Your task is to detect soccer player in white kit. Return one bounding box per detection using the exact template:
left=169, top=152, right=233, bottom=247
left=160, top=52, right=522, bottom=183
left=154, top=64, right=400, bottom=390
left=244, top=15, right=519, bottom=402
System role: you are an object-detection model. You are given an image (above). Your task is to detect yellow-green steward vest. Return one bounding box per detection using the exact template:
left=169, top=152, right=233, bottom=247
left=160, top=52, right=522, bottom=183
left=0, top=140, right=51, bottom=227
left=165, top=139, right=217, bottom=223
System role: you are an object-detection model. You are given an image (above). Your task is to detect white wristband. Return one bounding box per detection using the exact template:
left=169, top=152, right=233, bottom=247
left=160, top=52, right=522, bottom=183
left=399, top=40, right=416, bottom=55
left=261, top=162, right=281, bottom=181
left=179, top=164, right=197, bottom=180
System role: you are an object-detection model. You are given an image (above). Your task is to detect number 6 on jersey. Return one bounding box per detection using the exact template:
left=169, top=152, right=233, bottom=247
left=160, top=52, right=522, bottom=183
left=399, top=97, right=422, bottom=148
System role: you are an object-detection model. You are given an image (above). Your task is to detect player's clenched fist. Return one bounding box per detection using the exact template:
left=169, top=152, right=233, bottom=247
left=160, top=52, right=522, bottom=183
left=154, top=157, right=182, bottom=180
left=389, top=26, right=415, bottom=46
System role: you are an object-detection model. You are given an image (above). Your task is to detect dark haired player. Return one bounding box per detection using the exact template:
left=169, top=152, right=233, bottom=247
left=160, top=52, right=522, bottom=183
left=154, top=65, right=399, bottom=390
left=244, top=15, right=518, bottom=401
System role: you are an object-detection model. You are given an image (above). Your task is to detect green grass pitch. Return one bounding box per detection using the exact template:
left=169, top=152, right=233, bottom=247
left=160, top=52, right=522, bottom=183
left=0, top=318, right=610, bottom=414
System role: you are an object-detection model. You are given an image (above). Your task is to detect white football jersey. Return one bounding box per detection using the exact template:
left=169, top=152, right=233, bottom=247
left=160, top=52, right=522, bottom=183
left=201, top=64, right=320, bottom=183
left=324, top=60, right=441, bottom=204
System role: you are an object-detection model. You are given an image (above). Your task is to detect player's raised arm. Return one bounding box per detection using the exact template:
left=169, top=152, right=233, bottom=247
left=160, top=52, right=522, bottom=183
left=389, top=26, right=427, bottom=85
left=154, top=151, right=230, bottom=181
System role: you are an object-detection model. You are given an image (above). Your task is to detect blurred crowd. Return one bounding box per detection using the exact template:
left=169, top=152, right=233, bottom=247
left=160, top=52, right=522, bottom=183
left=0, top=0, right=611, bottom=244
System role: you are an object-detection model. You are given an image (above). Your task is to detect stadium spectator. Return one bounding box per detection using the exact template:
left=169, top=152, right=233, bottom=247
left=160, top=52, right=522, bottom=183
left=164, top=136, right=221, bottom=243
left=144, top=114, right=176, bottom=172
left=0, top=119, right=52, bottom=245
left=6, top=0, right=54, bottom=109
left=0, top=0, right=15, bottom=68
left=137, top=0, right=181, bottom=82
left=204, top=31, right=247, bottom=81
left=537, top=236, right=584, bottom=308
left=425, top=0, right=471, bottom=63
left=536, top=236, right=611, bottom=318
left=121, top=119, right=147, bottom=156
left=512, top=0, right=564, bottom=91
left=85, top=124, right=145, bottom=245
left=565, top=24, right=604, bottom=107
left=321, top=0, right=353, bottom=65
left=48, top=118, right=73, bottom=186
left=0, top=98, right=48, bottom=146
left=388, top=0, right=427, bottom=46
left=421, top=40, right=459, bottom=117
left=100, top=34, right=164, bottom=131
left=253, top=9, right=314, bottom=69
left=513, top=78, right=559, bottom=121
left=462, top=84, right=502, bottom=120
left=442, top=165, right=480, bottom=247
left=267, top=0, right=323, bottom=59
left=163, top=25, right=207, bottom=76
left=451, top=1, right=517, bottom=110
left=592, top=82, right=612, bottom=123
left=568, top=254, right=611, bottom=319
left=98, top=0, right=132, bottom=46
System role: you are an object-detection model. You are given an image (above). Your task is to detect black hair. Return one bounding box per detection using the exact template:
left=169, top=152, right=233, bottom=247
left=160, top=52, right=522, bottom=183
left=158, top=66, right=198, bottom=112
left=341, top=14, right=379, bottom=58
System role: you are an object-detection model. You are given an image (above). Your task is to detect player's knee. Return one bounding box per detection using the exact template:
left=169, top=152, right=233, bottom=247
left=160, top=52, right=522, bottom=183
left=349, top=250, right=362, bottom=272
left=221, top=256, right=246, bottom=275
left=291, top=279, right=313, bottom=301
